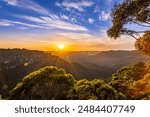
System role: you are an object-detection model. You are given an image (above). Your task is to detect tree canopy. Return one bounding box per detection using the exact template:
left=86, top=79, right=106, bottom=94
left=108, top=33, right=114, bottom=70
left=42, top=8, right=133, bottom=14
left=107, top=0, right=150, bottom=56
left=107, top=0, right=150, bottom=39
left=110, top=62, right=150, bottom=99
left=135, top=31, right=150, bottom=56
left=107, top=0, right=150, bottom=99
left=9, top=66, right=76, bottom=100
left=68, top=79, right=125, bottom=100
left=8, top=66, right=126, bottom=100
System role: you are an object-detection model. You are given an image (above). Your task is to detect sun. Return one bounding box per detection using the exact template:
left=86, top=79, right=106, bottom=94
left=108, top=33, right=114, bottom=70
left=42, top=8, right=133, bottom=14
left=58, top=43, right=65, bottom=50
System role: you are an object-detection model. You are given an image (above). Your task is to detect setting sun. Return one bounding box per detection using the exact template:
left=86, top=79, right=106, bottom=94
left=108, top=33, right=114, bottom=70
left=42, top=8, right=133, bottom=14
left=58, top=44, right=65, bottom=50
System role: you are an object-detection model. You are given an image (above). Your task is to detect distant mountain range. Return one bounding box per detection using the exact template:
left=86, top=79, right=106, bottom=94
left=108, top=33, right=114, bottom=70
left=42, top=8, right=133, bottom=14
left=62, top=50, right=149, bottom=70
left=0, top=49, right=149, bottom=92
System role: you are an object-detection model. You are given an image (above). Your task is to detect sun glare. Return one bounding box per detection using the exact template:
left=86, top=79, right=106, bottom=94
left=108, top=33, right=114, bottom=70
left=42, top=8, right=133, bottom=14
left=58, top=43, right=65, bottom=50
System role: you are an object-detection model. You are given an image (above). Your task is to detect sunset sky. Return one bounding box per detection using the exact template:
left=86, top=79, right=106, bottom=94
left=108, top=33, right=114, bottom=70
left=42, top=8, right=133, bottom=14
left=0, top=0, right=137, bottom=51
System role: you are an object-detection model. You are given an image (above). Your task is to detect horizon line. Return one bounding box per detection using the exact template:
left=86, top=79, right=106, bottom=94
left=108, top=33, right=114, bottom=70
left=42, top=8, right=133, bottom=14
left=0, top=48, right=136, bottom=52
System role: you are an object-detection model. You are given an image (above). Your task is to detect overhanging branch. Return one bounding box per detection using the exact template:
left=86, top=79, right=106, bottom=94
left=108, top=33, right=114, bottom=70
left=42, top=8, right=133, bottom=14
left=132, top=20, right=150, bottom=27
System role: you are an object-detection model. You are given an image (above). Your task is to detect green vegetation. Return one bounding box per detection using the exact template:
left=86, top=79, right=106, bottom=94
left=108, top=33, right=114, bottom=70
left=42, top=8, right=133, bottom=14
left=135, top=31, right=150, bottom=56
left=107, top=0, right=150, bottom=39
left=110, top=62, right=150, bottom=99
left=9, top=66, right=125, bottom=100
left=107, top=0, right=150, bottom=99
left=1, top=49, right=149, bottom=100
left=9, top=66, right=75, bottom=100
left=1, top=0, right=150, bottom=100
left=8, top=65, right=150, bottom=100
left=68, top=79, right=125, bottom=100
left=107, top=0, right=150, bottom=56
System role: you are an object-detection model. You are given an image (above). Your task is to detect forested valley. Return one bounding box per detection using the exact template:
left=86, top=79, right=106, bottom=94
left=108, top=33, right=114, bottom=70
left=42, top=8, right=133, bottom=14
left=0, top=48, right=149, bottom=100
left=0, top=0, right=150, bottom=100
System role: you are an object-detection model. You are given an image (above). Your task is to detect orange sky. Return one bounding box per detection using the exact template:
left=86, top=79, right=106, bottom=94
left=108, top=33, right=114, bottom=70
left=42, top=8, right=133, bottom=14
left=0, top=37, right=135, bottom=51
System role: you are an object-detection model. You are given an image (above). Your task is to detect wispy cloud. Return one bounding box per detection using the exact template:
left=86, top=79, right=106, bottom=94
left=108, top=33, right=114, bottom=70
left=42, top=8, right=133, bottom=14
left=40, top=16, right=88, bottom=31
left=50, top=31, right=134, bottom=51
left=2, top=14, right=88, bottom=31
left=1, top=0, right=89, bottom=31
left=99, top=11, right=111, bottom=21
left=2, top=0, right=50, bottom=15
left=0, top=0, right=135, bottom=51
left=88, top=18, right=94, bottom=23
left=3, top=0, right=17, bottom=6
left=0, top=21, right=14, bottom=26
left=17, top=15, right=45, bottom=23
left=58, top=32, right=95, bottom=40
left=60, top=14, right=69, bottom=21
left=105, top=0, right=112, bottom=4
left=56, top=0, right=94, bottom=12
left=0, top=19, right=50, bottom=29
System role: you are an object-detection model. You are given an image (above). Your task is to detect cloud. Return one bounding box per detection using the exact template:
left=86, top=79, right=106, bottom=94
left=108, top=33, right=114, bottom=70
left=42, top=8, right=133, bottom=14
left=105, top=0, right=112, bottom=4
left=56, top=0, right=94, bottom=12
left=60, top=14, right=69, bottom=20
left=88, top=18, right=94, bottom=23
left=2, top=0, right=89, bottom=31
left=99, top=11, right=111, bottom=21
left=59, top=32, right=95, bottom=40
left=0, top=20, right=50, bottom=29
left=51, top=31, right=134, bottom=51
left=2, top=0, right=88, bottom=31
left=17, top=15, right=45, bottom=23
left=3, top=0, right=17, bottom=6
left=40, top=16, right=88, bottom=31
left=71, top=17, right=79, bottom=23
left=0, top=21, right=14, bottom=26
left=12, top=20, right=46, bottom=28
left=2, top=14, right=88, bottom=31
left=2, top=0, right=49, bottom=15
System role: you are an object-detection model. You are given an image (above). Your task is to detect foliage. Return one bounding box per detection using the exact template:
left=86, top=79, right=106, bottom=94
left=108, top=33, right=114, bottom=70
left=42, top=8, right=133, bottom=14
left=107, top=0, right=150, bottom=39
left=135, top=31, right=150, bottom=56
left=8, top=66, right=127, bottom=100
left=8, top=62, right=150, bottom=100
left=107, top=0, right=150, bottom=99
left=68, top=79, right=125, bottom=100
left=9, top=66, right=76, bottom=100
left=110, top=62, right=150, bottom=99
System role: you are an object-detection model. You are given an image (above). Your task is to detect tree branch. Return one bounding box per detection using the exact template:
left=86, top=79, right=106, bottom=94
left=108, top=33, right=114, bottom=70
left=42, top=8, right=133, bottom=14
left=132, top=20, right=150, bottom=27
left=127, top=30, right=148, bottom=34
left=129, top=34, right=138, bottom=40
left=122, top=29, right=141, bottom=40
left=145, top=21, right=150, bottom=25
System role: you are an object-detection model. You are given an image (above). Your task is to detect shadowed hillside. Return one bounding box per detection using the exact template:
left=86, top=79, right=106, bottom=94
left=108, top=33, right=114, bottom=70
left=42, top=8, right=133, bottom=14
left=0, top=49, right=114, bottom=95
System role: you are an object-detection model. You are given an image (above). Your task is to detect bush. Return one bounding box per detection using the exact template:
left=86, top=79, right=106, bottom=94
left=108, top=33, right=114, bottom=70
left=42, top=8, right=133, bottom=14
left=68, top=79, right=125, bottom=100
left=9, top=66, right=76, bottom=100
